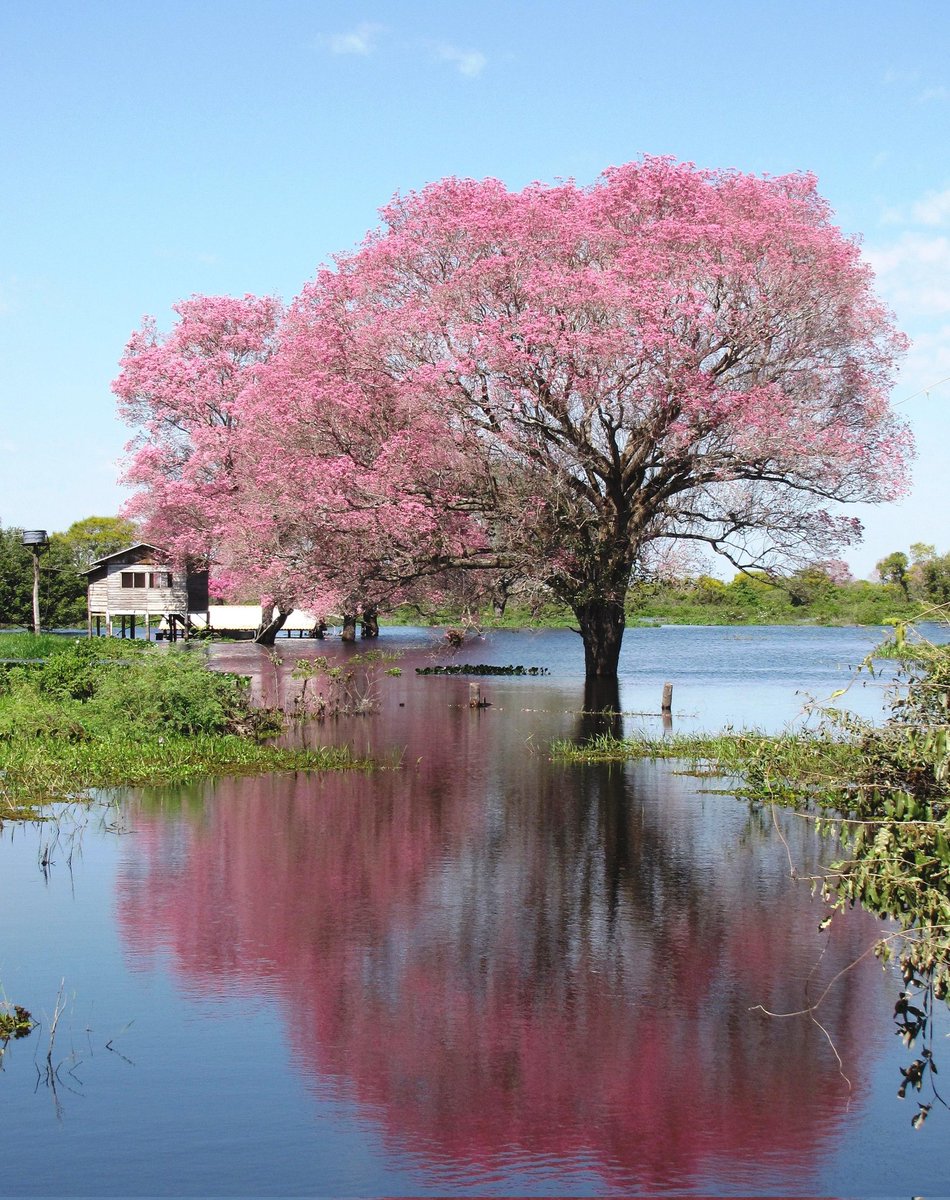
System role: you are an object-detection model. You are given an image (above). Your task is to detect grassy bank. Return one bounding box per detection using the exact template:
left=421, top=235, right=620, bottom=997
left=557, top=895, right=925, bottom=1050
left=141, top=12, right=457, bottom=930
left=0, top=635, right=360, bottom=819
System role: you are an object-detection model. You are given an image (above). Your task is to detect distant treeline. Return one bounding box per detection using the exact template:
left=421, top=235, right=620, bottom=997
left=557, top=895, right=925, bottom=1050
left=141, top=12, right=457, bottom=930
left=394, top=546, right=950, bottom=629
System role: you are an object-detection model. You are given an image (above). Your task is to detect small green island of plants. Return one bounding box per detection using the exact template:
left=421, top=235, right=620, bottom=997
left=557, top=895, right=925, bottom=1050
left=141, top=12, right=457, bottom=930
left=0, top=634, right=360, bottom=820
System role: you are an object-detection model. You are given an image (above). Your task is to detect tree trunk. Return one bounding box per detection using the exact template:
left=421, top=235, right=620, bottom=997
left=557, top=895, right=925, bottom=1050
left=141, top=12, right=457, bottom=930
left=255, top=606, right=290, bottom=645
left=577, top=675, right=623, bottom=741
left=573, top=597, right=626, bottom=679
left=360, top=607, right=379, bottom=638
left=341, top=614, right=357, bottom=642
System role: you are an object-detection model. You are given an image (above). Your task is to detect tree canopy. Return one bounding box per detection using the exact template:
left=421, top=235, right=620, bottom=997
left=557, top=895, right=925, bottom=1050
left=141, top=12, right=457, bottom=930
left=116, top=158, right=911, bottom=676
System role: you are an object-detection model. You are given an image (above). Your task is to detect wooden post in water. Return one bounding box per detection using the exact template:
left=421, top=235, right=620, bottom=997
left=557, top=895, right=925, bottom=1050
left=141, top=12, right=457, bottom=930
left=469, top=682, right=485, bottom=708
left=661, top=682, right=673, bottom=713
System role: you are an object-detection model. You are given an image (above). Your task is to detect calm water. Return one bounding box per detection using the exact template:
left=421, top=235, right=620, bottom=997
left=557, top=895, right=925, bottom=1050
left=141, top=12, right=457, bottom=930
left=2, top=625, right=949, bottom=1197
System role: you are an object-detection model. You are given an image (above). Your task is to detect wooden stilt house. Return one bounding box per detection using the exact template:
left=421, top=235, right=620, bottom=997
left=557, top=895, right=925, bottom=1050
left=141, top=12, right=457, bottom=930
left=83, top=543, right=208, bottom=639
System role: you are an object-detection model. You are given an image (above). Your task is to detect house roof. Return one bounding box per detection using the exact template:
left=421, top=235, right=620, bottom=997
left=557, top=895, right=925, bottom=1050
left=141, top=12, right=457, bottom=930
left=81, top=542, right=166, bottom=574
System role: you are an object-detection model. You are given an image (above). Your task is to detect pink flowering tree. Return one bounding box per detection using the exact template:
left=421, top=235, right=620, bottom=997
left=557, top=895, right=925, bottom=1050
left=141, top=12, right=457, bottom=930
left=278, top=159, right=910, bottom=675
left=115, top=291, right=487, bottom=640
left=116, top=159, right=911, bottom=675
left=114, top=293, right=298, bottom=636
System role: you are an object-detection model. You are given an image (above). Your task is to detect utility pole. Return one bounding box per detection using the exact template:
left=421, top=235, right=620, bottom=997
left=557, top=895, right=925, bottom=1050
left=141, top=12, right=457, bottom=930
left=21, top=530, right=49, bottom=634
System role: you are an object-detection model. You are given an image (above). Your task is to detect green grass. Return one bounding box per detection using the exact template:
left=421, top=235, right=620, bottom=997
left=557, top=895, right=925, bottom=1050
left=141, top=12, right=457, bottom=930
left=550, top=729, right=863, bottom=800
left=0, top=734, right=360, bottom=819
left=0, top=637, right=365, bottom=818
left=0, top=631, right=85, bottom=660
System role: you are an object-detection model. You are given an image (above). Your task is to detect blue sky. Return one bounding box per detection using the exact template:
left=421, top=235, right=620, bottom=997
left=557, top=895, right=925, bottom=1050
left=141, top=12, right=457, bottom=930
left=1, top=0, right=948, bottom=578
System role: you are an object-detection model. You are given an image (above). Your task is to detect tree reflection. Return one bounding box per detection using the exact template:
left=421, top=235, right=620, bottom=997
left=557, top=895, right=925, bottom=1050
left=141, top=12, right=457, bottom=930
left=116, top=687, right=883, bottom=1189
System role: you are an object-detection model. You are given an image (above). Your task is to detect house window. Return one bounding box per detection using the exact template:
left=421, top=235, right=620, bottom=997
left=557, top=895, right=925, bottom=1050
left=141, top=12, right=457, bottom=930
left=120, top=570, right=172, bottom=589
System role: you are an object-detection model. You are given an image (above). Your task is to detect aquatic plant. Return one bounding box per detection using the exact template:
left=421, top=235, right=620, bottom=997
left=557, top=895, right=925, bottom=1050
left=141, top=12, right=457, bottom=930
left=0, top=1004, right=34, bottom=1044
left=416, top=663, right=549, bottom=676
left=291, top=650, right=402, bottom=719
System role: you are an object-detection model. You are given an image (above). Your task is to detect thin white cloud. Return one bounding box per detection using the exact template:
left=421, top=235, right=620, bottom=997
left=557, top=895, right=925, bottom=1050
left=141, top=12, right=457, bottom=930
left=435, top=43, right=487, bottom=77
left=912, top=187, right=950, bottom=227
left=866, top=233, right=950, bottom=316
left=318, top=25, right=487, bottom=77
left=918, top=85, right=949, bottom=103
left=325, top=22, right=384, bottom=56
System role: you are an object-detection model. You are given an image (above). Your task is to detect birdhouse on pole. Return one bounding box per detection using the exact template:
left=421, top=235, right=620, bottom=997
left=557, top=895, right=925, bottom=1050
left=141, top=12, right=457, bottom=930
left=21, top=530, right=49, bottom=634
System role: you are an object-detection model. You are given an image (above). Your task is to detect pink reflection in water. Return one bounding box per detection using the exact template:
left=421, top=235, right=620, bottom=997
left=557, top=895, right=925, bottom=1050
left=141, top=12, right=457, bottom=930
left=116, top=656, right=884, bottom=1192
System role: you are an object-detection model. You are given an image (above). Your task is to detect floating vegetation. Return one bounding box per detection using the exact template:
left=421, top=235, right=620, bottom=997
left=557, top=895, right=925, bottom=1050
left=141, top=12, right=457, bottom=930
left=0, top=1004, right=35, bottom=1045
left=416, top=663, right=549, bottom=676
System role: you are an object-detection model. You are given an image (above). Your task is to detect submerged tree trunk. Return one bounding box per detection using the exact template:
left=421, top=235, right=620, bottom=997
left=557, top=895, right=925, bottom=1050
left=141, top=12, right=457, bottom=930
left=360, top=607, right=379, bottom=638
left=255, top=606, right=291, bottom=645
left=572, top=597, right=626, bottom=680
left=578, top=675, right=623, bottom=741
left=341, top=614, right=357, bottom=642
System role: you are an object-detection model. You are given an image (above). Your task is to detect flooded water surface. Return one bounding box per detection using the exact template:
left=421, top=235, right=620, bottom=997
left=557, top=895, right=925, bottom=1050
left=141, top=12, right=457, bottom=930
left=3, top=625, right=949, bottom=1196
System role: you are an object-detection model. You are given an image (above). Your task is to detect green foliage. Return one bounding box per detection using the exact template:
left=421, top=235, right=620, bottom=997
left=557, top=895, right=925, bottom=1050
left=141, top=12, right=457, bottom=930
left=0, top=631, right=78, bottom=661
left=0, top=640, right=362, bottom=813
left=385, top=563, right=943, bottom=630
left=55, top=515, right=137, bottom=570
left=89, top=650, right=249, bottom=737
left=0, top=521, right=104, bottom=629
left=0, top=528, right=33, bottom=626
left=0, top=1004, right=34, bottom=1044
left=34, top=639, right=108, bottom=700
left=629, top=570, right=921, bottom=627
left=877, top=551, right=909, bottom=595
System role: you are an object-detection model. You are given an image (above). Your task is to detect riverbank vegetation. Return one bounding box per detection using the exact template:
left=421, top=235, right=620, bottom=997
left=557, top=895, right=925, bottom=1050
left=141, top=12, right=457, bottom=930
left=0, top=636, right=359, bottom=819
left=390, top=554, right=943, bottom=631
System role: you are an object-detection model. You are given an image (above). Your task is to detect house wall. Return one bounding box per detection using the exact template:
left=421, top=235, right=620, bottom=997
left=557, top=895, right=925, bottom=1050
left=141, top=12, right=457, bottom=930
left=87, top=560, right=189, bottom=616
